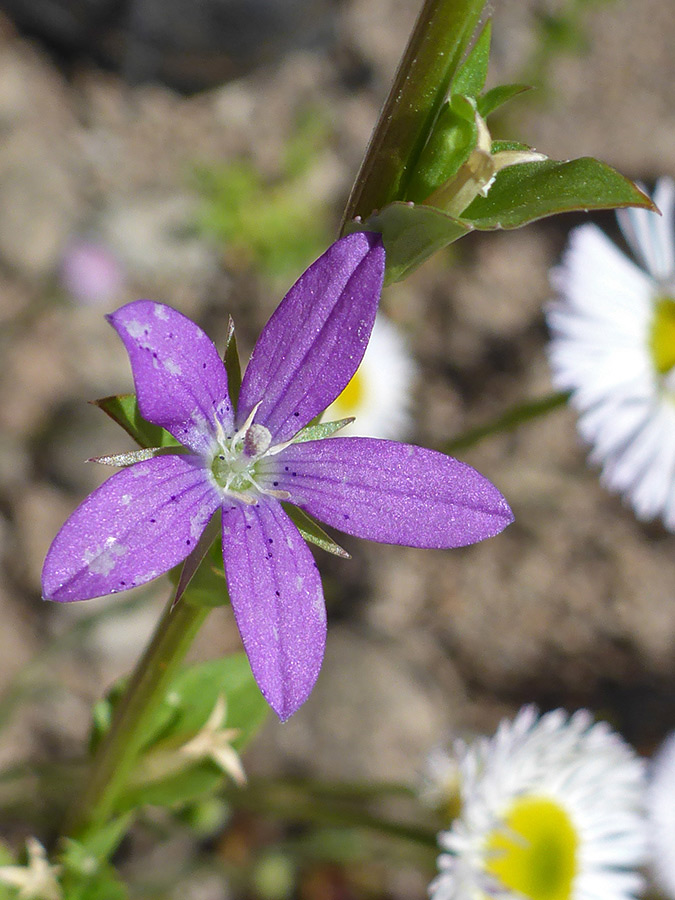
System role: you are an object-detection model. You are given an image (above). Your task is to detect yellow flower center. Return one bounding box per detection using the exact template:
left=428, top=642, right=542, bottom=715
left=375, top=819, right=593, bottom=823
left=485, top=796, right=578, bottom=900
left=332, top=369, right=365, bottom=416
left=649, top=296, right=675, bottom=375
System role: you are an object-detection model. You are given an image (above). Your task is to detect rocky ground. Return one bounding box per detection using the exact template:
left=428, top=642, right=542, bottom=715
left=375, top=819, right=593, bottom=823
left=0, top=0, right=675, bottom=894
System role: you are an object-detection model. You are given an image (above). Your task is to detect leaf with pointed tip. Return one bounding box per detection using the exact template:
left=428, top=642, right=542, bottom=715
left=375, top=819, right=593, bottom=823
left=461, top=157, right=655, bottom=230
left=292, top=418, right=354, bottom=443
left=405, top=95, right=477, bottom=203
left=283, top=503, right=351, bottom=559
left=345, top=203, right=471, bottom=284
left=93, top=394, right=179, bottom=450
left=88, top=447, right=185, bottom=467
left=477, top=83, right=532, bottom=118
left=115, top=655, right=268, bottom=811
left=223, top=316, right=242, bottom=416
left=170, top=514, right=223, bottom=610
left=452, top=20, right=491, bottom=98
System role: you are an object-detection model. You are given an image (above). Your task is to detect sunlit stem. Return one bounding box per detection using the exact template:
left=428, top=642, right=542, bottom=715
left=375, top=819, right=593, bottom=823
left=340, top=0, right=487, bottom=229
left=63, top=593, right=210, bottom=846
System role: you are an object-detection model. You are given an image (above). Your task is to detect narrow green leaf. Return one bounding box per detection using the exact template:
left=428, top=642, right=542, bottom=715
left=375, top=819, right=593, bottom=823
left=461, top=157, right=655, bottom=230
left=88, top=447, right=184, bottom=467
left=292, top=418, right=354, bottom=443
left=477, top=83, right=532, bottom=118
left=92, top=394, right=179, bottom=450
left=443, top=390, right=570, bottom=454
left=452, top=19, right=491, bottom=98
left=405, top=96, right=477, bottom=203
left=342, top=0, right=488, bottom=224
left=223, top=316, right=242, bottom=416
left=116, top=655, right=268, bottom=812
left=283, top=504, right=351, bottom=559
left=346, top=202, right=471, bottom=284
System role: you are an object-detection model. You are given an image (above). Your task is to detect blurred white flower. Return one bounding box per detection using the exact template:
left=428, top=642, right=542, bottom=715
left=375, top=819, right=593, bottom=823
left=547, top=178, right=675, bottom=529
left=0, top=838, right=62, bottom=900
left=431, top=706, right=646, bottom=900
left=419, top=744, right=462, bottom=821
left=646, top=730, right=675, bottom=898
left=323, top=313, right=416, bottom=438
left=180, top=694, right=246, bottom=786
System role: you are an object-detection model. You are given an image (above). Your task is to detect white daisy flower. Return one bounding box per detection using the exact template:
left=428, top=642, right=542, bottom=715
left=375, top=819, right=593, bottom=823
left=547, top=178, right=675, bottom=530
left=431, top=706, right=647, bottom=900
left=323, top=313, right=416, bottom=439
left=646, top=730, right=675, bottom=898
left=420, top=744, right=462, bottom=821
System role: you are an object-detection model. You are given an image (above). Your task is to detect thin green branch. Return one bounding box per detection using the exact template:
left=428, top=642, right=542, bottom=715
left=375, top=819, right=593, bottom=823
left=443, top=390, right=570, bottom=454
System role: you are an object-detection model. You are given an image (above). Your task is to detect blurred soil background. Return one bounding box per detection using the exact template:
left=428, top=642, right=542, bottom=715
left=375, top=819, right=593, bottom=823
left=0, top=0, right=675, bottom=896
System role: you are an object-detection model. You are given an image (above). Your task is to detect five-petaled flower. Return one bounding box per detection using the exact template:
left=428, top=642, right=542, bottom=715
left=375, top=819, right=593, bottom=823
left=42, top=233, right=513, bottom=720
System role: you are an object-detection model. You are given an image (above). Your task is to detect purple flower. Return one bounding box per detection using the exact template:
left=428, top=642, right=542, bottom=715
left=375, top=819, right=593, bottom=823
left=42, top=233, right=513, bottom=720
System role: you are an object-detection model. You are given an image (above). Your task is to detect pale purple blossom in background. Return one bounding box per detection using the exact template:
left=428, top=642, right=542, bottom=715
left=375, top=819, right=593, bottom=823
left=42, top=233, right=513, bottom=720
left=60, top=238, right=124, bottom=306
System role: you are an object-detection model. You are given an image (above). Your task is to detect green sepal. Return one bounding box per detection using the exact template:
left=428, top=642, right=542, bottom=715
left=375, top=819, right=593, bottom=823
left=292, top=418, right=354, bottom=443
left=115, top=655, right=268, bottom=812
left=59, top=837, right=130, bottom=898
left=283, top=504, right=351, bottom=559
left=405, top=95, right=477, bottom=203
left=477, top=83, right=532, bottom=118
left=168, top=532, right=229, bottom=610
left=452, top=19, right=491, bottom=98
left=345, top=203, right=471, bottom=284
left=460, top=157, right=655, bottom=230
left=223, top=316, right=242, bottom=417
left=92, top=394, right=179, bottom=450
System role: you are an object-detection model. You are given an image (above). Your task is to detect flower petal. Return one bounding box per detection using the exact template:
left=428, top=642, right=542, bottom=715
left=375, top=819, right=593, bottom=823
left=42, top=455, right=219, bottom=602
left=264, top=438, right=513, bottom=547
left=220, top=499, right=326, bottom=721
left=616, top=177, right=675, bottom=281
left=237, top=233, right=385, bottom=442
left=108, top=300, right=234, bottom=454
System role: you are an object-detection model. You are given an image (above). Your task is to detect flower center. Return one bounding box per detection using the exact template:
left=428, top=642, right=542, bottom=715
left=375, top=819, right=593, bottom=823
left=485, top=796, right=578, bottom=900
left=210, top=421, right=272, bottom=500
left=649, top=295, right=675, bottom=376
left=331, top=370, right=365, bottom=416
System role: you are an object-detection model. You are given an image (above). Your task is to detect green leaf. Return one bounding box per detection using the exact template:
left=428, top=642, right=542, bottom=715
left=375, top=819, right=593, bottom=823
left=405, top=95, right=477, bottom=203
left=93, top=394, right=179, bottom=450
left=292, top=418, right=354, bottom=443
left=168, top=534, right=229, bottom=610
left=461, top=157, right=655, bottom=229
left=452, top=19, right=491, bottom=98
left=346, top=202, right=471, bottom=283
left=60, top=839, right=129, bottom=900
left=342, top=0, right=488, bottom=223
left=116, top=655, right=268, bottom=812
left=477, top=83, right=532, bottom=118
left=223, top=316, right=242, bottom=416
left=282, top=504, right=350, bottom=559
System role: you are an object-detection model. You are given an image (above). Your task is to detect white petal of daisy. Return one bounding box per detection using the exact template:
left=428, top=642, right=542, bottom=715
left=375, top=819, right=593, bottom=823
left=430, top=706, right=647, bottom=900
left=322, top=313, right=416, bottom=439
left=547, top=179, right=675, bottom=530
left=646, top=731, right=675, bottom=898
left=617, top=179, right=675, bottom=282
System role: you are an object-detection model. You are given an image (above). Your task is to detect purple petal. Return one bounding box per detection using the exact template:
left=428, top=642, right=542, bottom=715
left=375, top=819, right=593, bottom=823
left=237, top=233, right=385, bottom=443
left=109, top=301, right=234, bottom=454
left=264, top=438, right=514, bottom=548
left=42, top=455, right=219, bottom=602
left=221, top=499, right=326, bottom=721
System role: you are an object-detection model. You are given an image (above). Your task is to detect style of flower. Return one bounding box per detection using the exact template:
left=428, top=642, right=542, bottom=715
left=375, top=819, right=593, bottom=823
left=323, top=312, right=416, bottom=439
left=547, top=178, right=675, bottom=530
left=0, top=838, right=62, bottom=900
left=42, top=233, right=513, bottom=721
left=646, top=730, right=675, bottom=898
left=431, top=706, right=647, bottom=900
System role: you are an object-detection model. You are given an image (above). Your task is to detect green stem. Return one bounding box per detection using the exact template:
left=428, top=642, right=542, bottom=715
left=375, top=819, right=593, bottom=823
left=443, top=390, right=570, bottom=454
left=341, top=0, right=486, bottom=228
left=64, top=596, right=210, bottom=843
